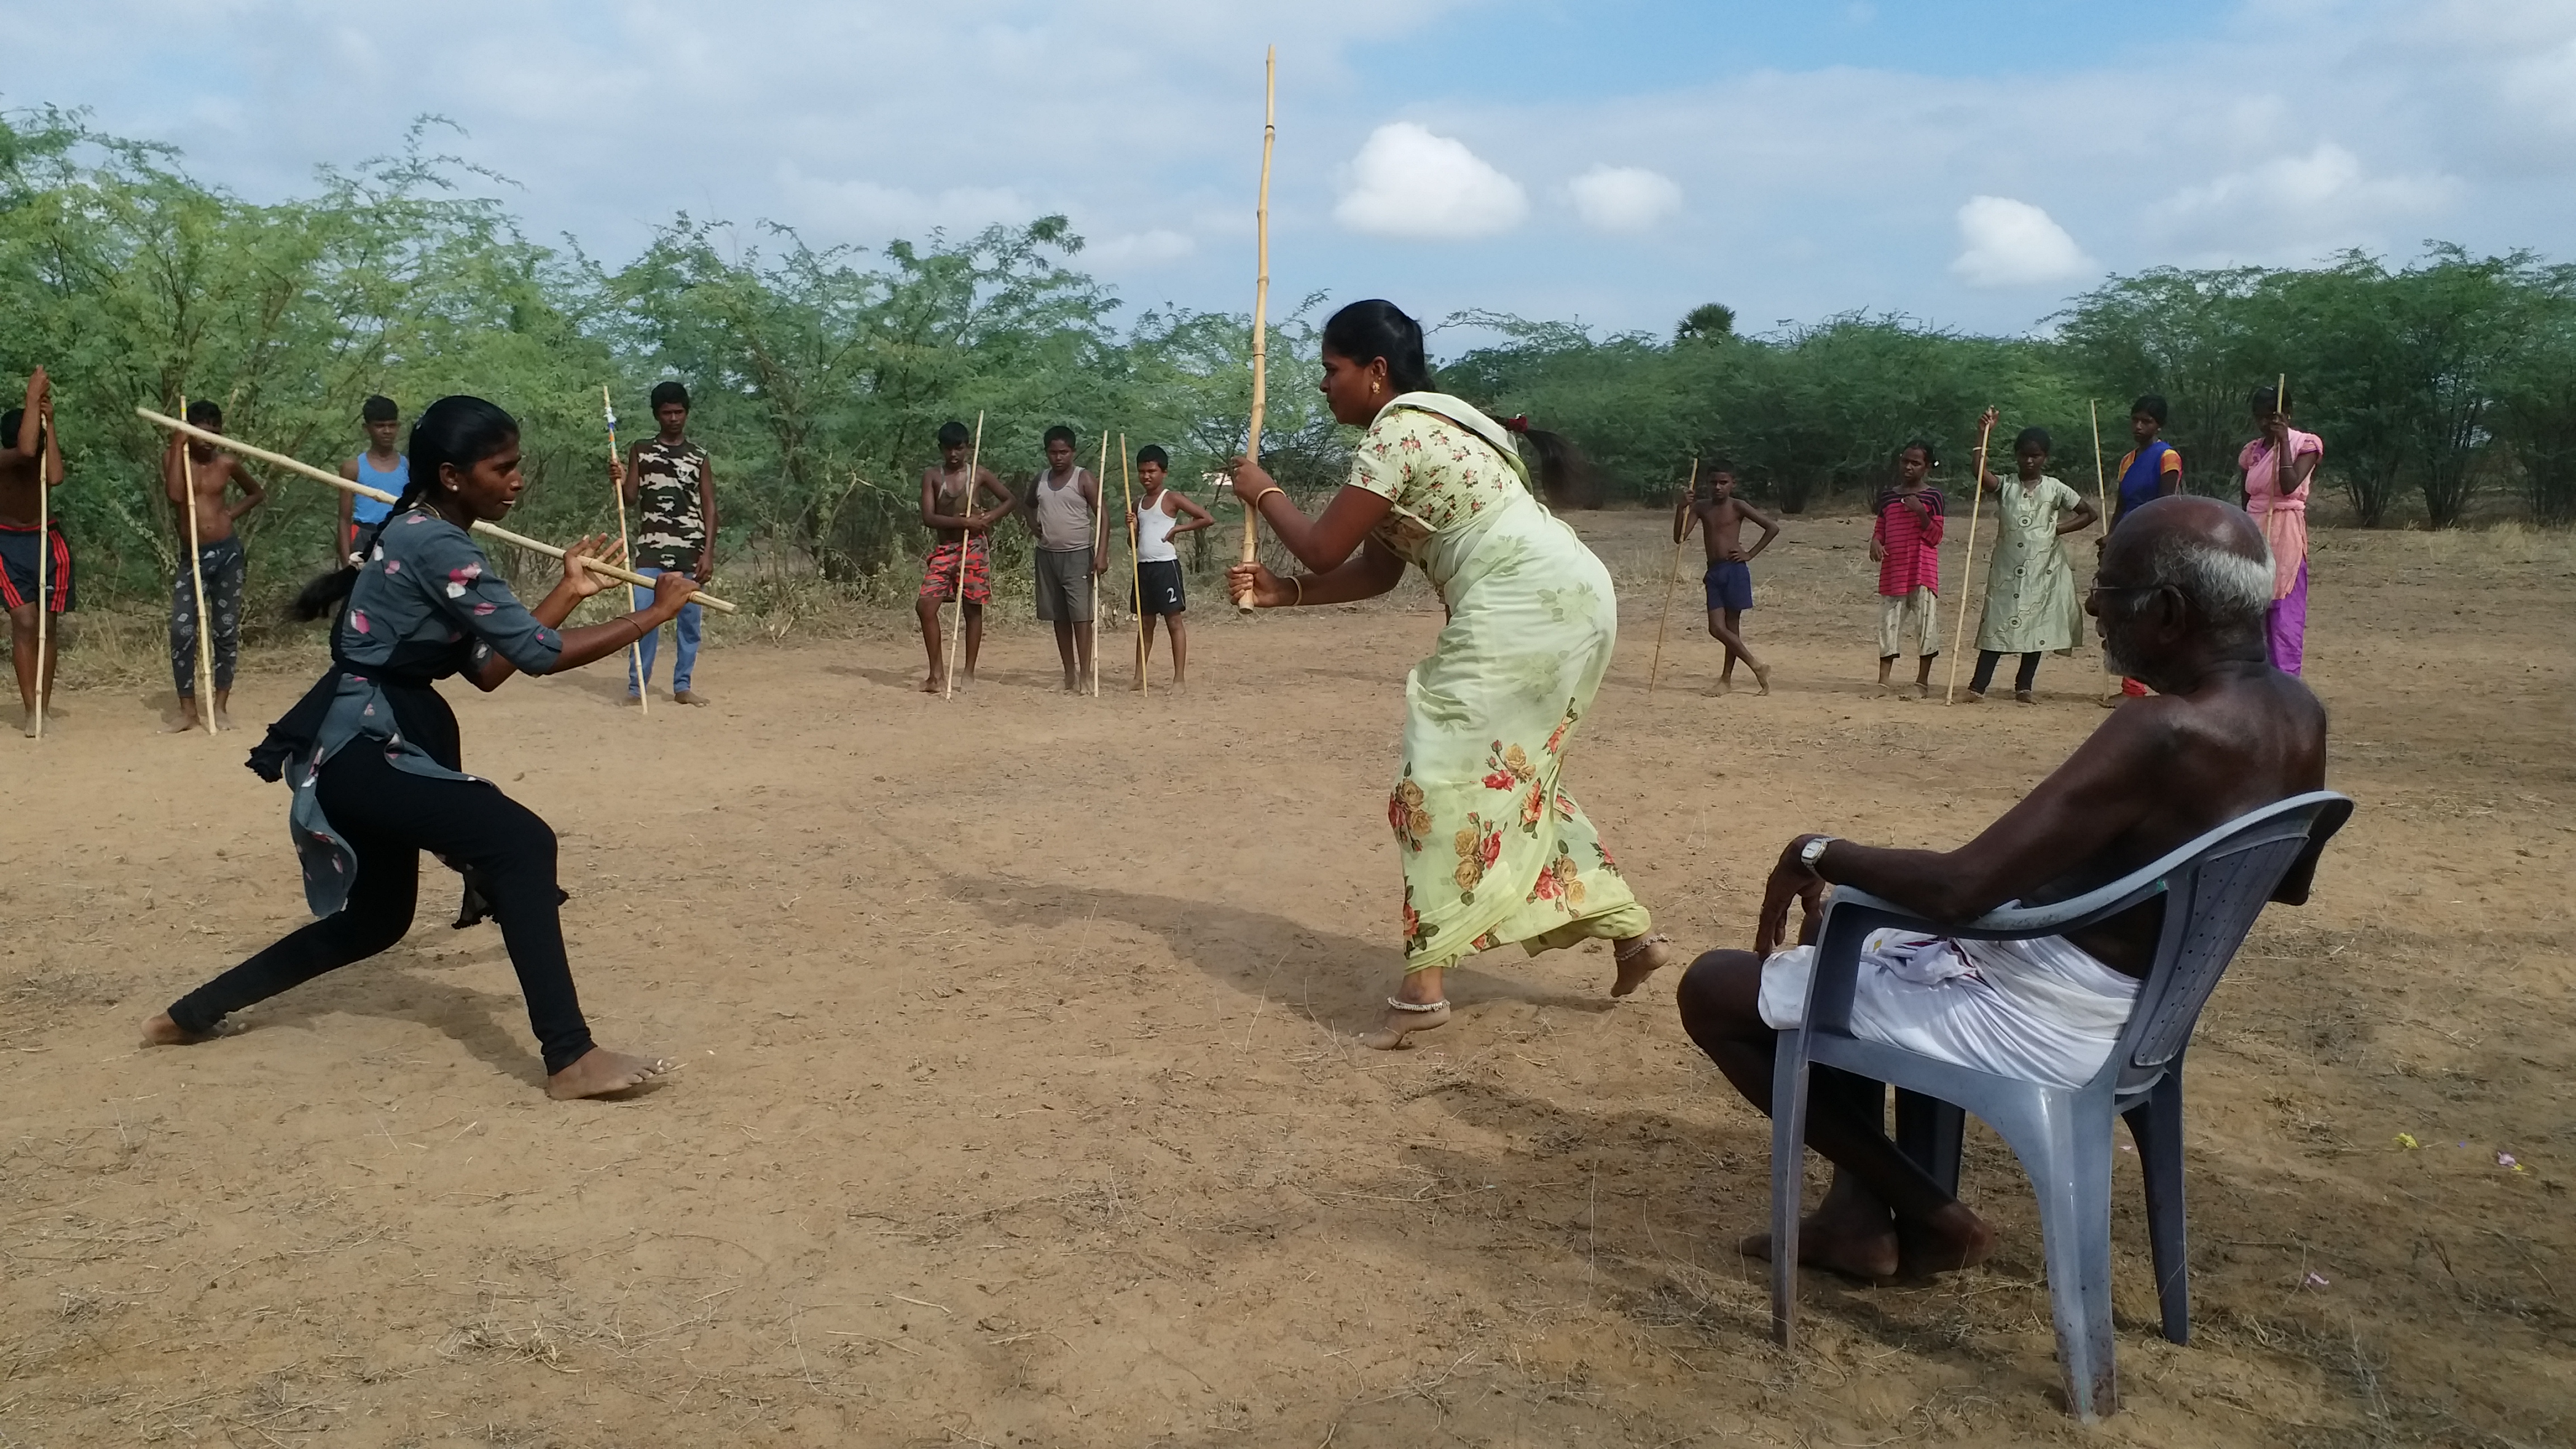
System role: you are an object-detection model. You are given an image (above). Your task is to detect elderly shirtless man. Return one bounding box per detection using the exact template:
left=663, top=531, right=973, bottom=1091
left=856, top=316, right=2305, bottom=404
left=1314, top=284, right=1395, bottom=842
left=1677, top=496, right=2328, bottom=1279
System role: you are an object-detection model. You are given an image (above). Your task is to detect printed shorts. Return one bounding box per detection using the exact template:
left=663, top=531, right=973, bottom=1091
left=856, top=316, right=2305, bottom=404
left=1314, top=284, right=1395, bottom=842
left=1878, top=586, right=1939, bottom=658
left=920, top=536, right=992, bottom=605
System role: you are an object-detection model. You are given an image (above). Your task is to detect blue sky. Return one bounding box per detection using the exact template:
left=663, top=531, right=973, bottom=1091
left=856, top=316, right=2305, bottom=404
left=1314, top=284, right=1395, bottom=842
left=21, top=1, right=2576, bottom=349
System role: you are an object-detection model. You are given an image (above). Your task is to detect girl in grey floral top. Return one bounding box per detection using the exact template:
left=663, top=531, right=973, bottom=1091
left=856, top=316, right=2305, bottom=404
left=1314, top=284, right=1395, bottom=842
left=143, top=396, right=703, bottom=1101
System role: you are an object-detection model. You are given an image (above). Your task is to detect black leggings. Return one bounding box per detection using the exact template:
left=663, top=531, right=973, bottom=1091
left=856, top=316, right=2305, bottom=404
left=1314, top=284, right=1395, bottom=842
left=168, top=744, right=595, bottom=1074
left=1969, top=650, right=2042, bottom=695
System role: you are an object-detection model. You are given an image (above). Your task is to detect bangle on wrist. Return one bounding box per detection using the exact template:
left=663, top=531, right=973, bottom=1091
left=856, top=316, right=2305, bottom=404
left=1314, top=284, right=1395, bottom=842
left=1252, top=486, right=1284, bottom=509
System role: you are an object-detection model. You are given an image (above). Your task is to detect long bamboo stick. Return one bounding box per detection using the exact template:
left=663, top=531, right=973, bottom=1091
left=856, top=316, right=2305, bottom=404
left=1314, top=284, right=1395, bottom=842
left=175, top=396, right=217, bottom=733
left=604, top=388, right=647, bottom=714
left=2089, top=399, right=2116, bottom=699
left=1232, top=44, right=1276, bottom=614
left=1647, top=457, right=1699, bottom=697
left=1091, top=429, right=1109, bottom=697
left=30, top=401, right=50, bottom=739
left=943, top=411, right=984, bottom=700
left=1123, top=434, right=1144, bottom=698
left=1943, top=410, right=1999, bottom=704
left=135, top=408, right=737, bottom=613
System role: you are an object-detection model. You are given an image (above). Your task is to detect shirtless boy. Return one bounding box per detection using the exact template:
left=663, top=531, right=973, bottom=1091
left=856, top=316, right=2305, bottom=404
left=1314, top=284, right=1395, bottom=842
left=1673, top=459, right=1779, bottom=694
left=161, top=399, right=267, bottom=732
left=1, top=368, right=69, bottom=734
left=916, top=420, right=1013, bottom=692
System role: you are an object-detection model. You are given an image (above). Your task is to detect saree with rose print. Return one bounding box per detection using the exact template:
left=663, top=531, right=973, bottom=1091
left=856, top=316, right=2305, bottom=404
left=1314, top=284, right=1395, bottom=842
left=1357, top=394, right=1653, bottom=974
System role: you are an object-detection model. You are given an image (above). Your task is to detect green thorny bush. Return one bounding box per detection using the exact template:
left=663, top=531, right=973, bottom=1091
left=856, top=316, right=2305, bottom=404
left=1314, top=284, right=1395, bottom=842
left=1, top=107, right=2568, bottom=637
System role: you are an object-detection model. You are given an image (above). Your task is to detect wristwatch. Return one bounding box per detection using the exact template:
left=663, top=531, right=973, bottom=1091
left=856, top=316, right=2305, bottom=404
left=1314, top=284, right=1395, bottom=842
left=1798, top=836, right=1835, bottom=870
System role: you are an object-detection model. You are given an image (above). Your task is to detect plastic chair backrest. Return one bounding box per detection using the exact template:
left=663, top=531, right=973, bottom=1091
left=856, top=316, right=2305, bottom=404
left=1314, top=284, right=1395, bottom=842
left=2110, top=794, right=2350, bottom=1094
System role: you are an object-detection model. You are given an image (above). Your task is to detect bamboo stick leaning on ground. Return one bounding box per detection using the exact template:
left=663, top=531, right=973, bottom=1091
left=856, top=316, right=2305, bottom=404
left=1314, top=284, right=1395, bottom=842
left=1122, top=434, right=1145, bottom=698
left=2089, top=399, right=2116, bottom=699
left=135, top=408, right=737, bottom=613
left=1232, top=44, right=1276, bottom=614
left=176, top=395, right=217, bottom=734
left=1943, top=409, right=1999, bottom=705
left=31, top=408, right=51, bottom=738
left=603, top=387, right=646, bottom=715
left=943, top=411, right=984, bottom=700
left=1092, top=430, right=1109, bottom=697
left=1646, top=456, right=1699, bottom=697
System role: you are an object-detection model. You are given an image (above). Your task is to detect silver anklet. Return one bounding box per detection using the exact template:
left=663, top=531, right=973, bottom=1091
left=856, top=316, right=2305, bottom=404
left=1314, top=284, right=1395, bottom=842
left=1385, top=997, right=1450, bottom=1013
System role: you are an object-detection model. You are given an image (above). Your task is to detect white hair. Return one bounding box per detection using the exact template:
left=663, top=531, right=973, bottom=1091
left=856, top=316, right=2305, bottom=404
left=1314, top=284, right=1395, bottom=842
left=2146, top=530, right=2274, bottom=631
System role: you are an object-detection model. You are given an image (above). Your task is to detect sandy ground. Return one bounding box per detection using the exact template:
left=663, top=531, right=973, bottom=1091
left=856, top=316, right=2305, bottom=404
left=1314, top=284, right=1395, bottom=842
left=3, top=509, right=2572, bottom=1448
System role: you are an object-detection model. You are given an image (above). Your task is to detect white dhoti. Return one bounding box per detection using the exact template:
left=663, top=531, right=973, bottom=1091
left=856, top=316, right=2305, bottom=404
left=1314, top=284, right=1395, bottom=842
left=1759, top=927, right=2140, bottom=1091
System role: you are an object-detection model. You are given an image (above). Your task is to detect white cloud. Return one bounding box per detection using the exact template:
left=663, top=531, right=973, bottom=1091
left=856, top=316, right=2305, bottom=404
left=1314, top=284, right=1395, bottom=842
left=2159, top=143, right=2457, bottom=258
left=1950, top=196, right=2096, bottom=288
left=1566, top=165, right=1682, bottom=234
left=1088, top=228, right=1198, bottom=267
left=1334, top=122, right=1529, bottom=240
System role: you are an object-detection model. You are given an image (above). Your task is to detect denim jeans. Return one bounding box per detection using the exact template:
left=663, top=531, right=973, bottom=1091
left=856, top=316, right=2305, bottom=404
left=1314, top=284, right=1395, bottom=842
left=628, top=566, right=702, bottom=693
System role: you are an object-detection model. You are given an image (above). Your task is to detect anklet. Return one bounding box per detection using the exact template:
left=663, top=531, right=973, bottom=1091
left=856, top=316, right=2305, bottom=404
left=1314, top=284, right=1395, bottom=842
left=1385, top=997, right=1449, bottom=1013
left=1614, top=932, right=1670, bottom=963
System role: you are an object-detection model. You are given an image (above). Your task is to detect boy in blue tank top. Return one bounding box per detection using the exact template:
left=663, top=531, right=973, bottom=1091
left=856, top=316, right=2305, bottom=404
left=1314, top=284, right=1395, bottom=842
left=336, top=395, right=405, bottom=560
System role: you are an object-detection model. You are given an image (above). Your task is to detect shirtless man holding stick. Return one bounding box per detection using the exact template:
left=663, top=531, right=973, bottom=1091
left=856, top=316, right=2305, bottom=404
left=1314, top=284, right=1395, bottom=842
left=161, top=399, right=267, bottom=732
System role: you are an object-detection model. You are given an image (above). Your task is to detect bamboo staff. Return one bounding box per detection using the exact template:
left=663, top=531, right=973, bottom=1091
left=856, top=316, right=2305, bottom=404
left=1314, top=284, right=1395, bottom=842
left=603, top=388, right=646, bottom=716
left=1943, top=409, right=1999, bottom=704
left=1121, top=435, right=1148, bottom=697
left=2089, top=400, right=2116, bottom=699
left=29, top=402, right=51, bottom=739
left=943, top=411, right=985, bottom=700
left=1091, top=430, right=1110, bottom=697
left=135, top=408, right=737, bottom=612
left=1646, top=457, right=1699, bottom=697
left=174, top=395, right=217, bottom=733
left=1231, top=44, right=1276, bottom=614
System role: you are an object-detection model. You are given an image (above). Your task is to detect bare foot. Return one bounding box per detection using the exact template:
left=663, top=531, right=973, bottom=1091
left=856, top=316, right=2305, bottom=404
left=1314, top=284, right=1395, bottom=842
left=163, top=714, right=198, bottom=734
left=1751, top=664, right=1772, bottom=696
left=1358, top=999, right=1450, bottom=1050
left=673, top=690, right=708, bottom=706
left=623, top=693, right=643, bottom=707
left=212, top=708, right=233, bottom=731
left=1895, top=1202, right=1997, bottom=1276
left=1961, top=689, right=1983, bottom=704
left=1915, top=680, right=1933, bottom=699
left=544, top=1046, right=679, bottom=1100
left=1130, top=678, right=1146, bottom=692
left=2014, top=689, right=2035, bottom=705
left=1740, top=1209, right=1902, bottom=1281
left=920, top=674, right=943, bottom=694
left=1708, top=676, right=1733, bottom=697
left=1610, top=934, right=1672, bottom=997
left=20, top=716, right=35, bottom=738
left=140, top=1011, right=217, bottom=1046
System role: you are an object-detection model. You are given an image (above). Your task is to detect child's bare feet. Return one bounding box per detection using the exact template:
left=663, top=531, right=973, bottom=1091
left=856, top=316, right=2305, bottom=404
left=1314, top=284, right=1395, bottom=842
left=2014, top=689, right=2034, bottom=705
left=920, top=674, right=943, bottom=694
left=1750, top=663, right=1772, bottom=695
left=545, top=1047, right=678, bottom=1100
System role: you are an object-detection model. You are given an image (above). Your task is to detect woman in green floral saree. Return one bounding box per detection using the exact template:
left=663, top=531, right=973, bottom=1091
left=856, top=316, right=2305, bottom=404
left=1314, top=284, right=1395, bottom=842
left=1227, top=300, right=1670, bottom=1049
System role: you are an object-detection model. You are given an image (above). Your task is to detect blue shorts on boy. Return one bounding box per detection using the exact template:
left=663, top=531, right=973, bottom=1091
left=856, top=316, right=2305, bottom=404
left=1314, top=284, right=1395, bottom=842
left=1704, top=560, right=1753, bottom=612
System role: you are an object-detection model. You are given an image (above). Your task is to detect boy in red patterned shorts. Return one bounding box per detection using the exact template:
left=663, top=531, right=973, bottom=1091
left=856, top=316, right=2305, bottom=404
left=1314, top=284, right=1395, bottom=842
left=915, top=420, right=1012, bottom=693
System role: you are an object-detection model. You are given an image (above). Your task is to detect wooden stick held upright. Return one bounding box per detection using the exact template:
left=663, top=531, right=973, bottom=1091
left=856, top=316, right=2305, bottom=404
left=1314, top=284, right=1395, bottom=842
left=944, top=411, right=984, bottom=701
left=1122, top=434, right=1145, bottom=697
left=1647, top=457, right=1699, bottom=697
left=134, top=408, right=737, bottom=612
left=1232, top=44, right=1276, bottom=614
left=30, top=405, right=50, bottom=739
left=176, top=395, right=217, bottom=734
left=2089, top=399, right=2116, bottom=696
left=1943, top=410, right=1999, bottom=704
left=604, top=388, right=646, bottom=716
left=1092, top=429, right=1109, bottom=697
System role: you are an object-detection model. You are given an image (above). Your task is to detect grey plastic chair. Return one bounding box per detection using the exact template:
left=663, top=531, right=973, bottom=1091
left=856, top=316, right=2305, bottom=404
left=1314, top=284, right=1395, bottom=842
left=1768, top=790, right=2353, bottom=1421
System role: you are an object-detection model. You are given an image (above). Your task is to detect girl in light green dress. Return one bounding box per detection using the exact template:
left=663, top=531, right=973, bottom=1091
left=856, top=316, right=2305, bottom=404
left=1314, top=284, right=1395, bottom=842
left=1226, top=300, right=1669, bottom=1049
left=1968, top=422, right=2097, bottom=702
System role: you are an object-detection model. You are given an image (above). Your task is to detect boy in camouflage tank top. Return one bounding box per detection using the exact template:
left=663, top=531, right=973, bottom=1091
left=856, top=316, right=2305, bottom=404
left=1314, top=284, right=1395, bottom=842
left=615, top=380, right=718, bottom=704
